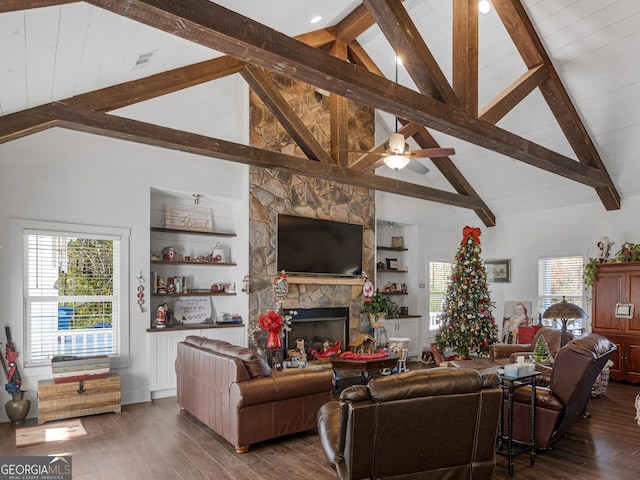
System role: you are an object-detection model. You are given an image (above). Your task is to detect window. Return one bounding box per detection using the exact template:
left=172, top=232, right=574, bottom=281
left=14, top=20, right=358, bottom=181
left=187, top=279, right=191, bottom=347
left=429, top=260, right=452, bottom=331
left=538, top=255, right=585, bottom=332
left=19, top=221, right=129, bottom=366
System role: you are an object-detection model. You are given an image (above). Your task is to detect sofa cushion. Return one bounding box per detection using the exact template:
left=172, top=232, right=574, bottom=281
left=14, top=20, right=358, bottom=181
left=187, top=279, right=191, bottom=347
left=183, top=335, right=271, bottom=378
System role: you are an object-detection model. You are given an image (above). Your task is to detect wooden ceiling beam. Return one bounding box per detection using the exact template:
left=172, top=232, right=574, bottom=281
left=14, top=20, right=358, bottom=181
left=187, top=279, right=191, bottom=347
left=81, top=0, right=614, bottom=191
left=410, top=124, right=495, bottom=227
left=452, top=0, right=479, bottom=116
left=335, top=3, right=375, bottom=44
left=0, top=107, right=58, bottom=144
left=492, top=0, right=620, bottom=210
left=40, top=103, right=486, bottom=210
left=363, top=0, right=459, bottom=105
left=347, top=41, right=385, bottom=77
left=330, top=40, right=350, bottom=167
left=479, top=65, right=548, bottom=124
left=240, top=65, right=335, bottom=165
left=0, top=0, right=75, bottom=13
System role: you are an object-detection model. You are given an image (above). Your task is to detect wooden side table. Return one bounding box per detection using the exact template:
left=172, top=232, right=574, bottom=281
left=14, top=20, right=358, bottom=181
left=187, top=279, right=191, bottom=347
left=38, top=373, right=121, bottom=424
left=496, top=370, right=540, bottom=477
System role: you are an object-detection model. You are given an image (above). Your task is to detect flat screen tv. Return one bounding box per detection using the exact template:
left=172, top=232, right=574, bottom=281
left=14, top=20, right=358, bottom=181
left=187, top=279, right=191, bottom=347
left=277, top=214, right=363, bottom=276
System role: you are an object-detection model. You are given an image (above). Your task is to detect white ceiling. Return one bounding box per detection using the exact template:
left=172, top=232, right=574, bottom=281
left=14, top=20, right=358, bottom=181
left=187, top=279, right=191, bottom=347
left=1, top=0, right=639, bottom=221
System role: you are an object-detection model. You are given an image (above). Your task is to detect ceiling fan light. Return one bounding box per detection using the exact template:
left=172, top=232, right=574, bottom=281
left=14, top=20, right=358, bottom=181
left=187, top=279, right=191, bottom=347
left=388, top=132, right=406, bottom=154
left=384, top=154, right=410, bottom=171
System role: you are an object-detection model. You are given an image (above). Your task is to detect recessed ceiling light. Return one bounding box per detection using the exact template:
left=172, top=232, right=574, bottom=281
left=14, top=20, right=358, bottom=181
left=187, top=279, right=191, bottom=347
left=310, top=16, right=322, bottom=24
left=478, top=0, right=491, bottom=14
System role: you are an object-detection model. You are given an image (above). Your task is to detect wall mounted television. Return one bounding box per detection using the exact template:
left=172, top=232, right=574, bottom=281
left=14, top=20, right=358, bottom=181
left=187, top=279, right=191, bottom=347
left=276, top=214, right=363, bottom=276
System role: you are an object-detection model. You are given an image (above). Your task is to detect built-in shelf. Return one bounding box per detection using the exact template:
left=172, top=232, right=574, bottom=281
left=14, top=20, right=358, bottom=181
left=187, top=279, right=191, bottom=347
left=151, top=260, right=237, bottom=266
left=377, top=246, right=408, bottom=252
left=150, top=226, right=236, bottom=238
left=380, top=291, right=409, bottom=295
left=377, top=269, right=409, bottom=273
left=151, top=292, right=236, bottom=297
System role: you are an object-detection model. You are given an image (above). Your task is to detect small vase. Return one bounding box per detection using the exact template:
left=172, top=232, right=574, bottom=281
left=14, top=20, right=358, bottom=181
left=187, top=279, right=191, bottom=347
left=5, top=391, right=30, bottom=425
left=266, top=330, right=283, bottom=350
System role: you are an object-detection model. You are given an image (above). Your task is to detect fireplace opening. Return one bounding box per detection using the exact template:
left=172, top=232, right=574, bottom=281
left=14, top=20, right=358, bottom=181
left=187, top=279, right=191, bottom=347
left=284, top=307, right=349, bottom=355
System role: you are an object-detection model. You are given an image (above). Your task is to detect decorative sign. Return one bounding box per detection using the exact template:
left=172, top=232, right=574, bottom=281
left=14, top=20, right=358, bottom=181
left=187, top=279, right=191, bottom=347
left=615, top=303, right=634, bottom=319
left=174, top=296, right=212, bottom=324
left=165, top=205, right=213, bottom=232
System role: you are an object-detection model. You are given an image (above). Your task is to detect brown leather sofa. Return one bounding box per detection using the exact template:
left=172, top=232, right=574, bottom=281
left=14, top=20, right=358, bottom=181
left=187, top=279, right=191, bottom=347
left=490, top=327, right=572, bottom=365
left=507, top=333, right=616, bottom=450
left=317, top=368, right=502, bottom=480
left=175, top=336, right=334, bottom=453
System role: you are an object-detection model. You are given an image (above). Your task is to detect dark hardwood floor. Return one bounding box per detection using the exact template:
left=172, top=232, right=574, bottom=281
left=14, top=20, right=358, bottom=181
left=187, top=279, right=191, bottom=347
left=2, top=377, right=639, bottom=479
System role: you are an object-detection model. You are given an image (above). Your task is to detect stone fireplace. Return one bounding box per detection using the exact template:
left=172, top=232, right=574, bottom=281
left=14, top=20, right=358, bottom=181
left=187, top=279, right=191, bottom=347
left=284, top=307, right=349, bottom=353
left=248, top=71, right=375, bottom=345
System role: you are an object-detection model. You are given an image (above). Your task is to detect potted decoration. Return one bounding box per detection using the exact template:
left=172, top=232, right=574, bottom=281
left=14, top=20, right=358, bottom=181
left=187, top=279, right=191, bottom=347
left=361, top=291, right=398, bottom=328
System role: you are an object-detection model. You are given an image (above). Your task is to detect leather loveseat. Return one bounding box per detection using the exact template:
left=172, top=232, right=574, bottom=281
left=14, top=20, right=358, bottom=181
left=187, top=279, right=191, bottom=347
left=505, top=332, right=616, bottom=450
left=175, top=336, right=334, bottom=453
left=490, top=327, right=572, bottom=365
left=317, top=368, right=502, bottom=480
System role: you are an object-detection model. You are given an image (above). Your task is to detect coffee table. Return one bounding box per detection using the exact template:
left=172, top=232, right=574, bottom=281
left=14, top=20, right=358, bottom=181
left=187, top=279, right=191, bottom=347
left=330, top=353, right=399, bottom=383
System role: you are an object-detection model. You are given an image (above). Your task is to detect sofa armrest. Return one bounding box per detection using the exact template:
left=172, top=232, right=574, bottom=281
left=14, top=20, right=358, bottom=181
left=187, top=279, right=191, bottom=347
left=490, top=343, right=533, bottom=363
left=231, top=368, right=333, bottom=408
left=512, top=385, right=564, bottom=411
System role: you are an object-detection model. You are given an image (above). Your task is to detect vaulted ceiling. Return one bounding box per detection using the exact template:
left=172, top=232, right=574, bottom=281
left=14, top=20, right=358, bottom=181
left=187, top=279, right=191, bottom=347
left=1, top=1, right=639, bottom=227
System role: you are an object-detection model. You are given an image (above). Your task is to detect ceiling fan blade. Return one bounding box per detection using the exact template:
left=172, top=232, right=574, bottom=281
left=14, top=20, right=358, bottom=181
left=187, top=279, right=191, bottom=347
left=407, top=158, right=430, bottom=175
left=408, top=147, right=455, bottom=158
left=341, top=149, right=387, bottom=156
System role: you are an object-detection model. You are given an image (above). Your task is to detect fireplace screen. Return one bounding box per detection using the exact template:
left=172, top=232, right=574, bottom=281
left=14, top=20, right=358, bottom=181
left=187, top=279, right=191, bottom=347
left=284, top=307, right=348, bottom=354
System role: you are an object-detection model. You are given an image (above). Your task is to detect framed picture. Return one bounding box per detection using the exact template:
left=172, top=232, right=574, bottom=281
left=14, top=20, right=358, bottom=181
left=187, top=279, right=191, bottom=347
left=486, top=259, right=511, bottom=283
left=615, top=303, right=634, bottom=319
left=386, top=258, right=398, bottom=270
left=173, top=296, right=213, bottom=324
left=391, top=236, right=404, bottom=248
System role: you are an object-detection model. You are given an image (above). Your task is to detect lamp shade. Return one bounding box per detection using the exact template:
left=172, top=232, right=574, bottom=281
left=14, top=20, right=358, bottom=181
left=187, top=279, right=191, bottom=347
left=542, top=296, right=586, bottom=347
left=542, top=296, right=587, bottom=320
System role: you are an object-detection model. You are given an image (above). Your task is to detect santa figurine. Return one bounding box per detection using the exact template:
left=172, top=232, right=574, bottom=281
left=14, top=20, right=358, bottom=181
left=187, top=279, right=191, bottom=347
left=597, top=236, right=614, bottom=263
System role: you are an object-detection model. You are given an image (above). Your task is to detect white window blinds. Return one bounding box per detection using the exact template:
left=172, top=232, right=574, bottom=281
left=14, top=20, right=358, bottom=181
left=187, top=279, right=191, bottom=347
left=538, top=255, right=584, bottom=330
left=24, top=229, right=121, bottom=365
left=429, top=261, right=452, bottom=331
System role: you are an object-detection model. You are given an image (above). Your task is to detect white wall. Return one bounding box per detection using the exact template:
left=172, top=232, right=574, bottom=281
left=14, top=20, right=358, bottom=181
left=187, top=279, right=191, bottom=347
left=0, top=76, right=249, bottom=421
left=378, top=189, right=640, bottom=350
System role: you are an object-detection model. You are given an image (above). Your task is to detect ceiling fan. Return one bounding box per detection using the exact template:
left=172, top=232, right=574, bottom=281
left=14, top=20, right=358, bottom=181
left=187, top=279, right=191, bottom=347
left=348, top=132, right=455, bottom=173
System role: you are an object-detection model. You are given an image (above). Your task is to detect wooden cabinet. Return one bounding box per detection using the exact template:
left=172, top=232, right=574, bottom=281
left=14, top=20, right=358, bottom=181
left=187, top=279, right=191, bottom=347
left=592, top=263, right=640, bottom=383
left=386, top=316, right=420, bottom=358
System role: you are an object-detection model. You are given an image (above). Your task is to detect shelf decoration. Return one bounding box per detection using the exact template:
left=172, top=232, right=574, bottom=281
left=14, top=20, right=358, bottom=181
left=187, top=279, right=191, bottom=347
left=165, top=204, right=213, bottom=232
left=615, top=303, right=634, bottom=319
left=173, top=296, right=213, bottom=324
left=136, top=271, right=145, bottom=313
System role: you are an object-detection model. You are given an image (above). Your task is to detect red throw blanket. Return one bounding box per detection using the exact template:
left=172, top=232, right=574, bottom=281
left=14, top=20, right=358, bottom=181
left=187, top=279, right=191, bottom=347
left=340, top=349, right=388, bottom=360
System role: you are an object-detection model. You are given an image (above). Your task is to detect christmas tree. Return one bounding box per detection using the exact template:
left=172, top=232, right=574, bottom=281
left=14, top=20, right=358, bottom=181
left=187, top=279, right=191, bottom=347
left=434, top=226, right=499, bottom=358
left=532, top=335, right=552, bottom=364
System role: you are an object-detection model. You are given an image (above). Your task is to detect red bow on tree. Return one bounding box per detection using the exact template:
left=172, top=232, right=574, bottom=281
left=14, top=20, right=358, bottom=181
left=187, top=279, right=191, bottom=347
left=461, top=226, right=481, bottom=245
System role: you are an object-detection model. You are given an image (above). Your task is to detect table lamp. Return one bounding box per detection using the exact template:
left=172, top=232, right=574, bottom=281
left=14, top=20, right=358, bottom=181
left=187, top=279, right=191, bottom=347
left=542, top=296, right=587, bottom=347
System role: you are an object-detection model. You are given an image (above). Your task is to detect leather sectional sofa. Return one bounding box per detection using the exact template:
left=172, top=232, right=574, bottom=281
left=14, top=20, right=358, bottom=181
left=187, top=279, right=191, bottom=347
left=175, top=335, right=334, bottom=453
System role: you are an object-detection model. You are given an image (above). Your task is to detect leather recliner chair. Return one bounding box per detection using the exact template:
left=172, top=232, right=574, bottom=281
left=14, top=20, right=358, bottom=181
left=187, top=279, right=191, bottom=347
left=507, top=333, right=616, bottom=450
left=317, top=368, right=502, bottom=480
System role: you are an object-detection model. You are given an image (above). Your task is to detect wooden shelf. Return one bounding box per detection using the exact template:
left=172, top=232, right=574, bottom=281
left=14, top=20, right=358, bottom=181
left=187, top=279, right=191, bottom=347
left=151, top=292, right=237, bottom=297
left=151, top=260, right=237, bottom=266
left=377, top=269, right=408, bottom=273
left=377, top=246, right=408, bottom=252
left=151, top=226, right=236, bottom=237
left=380, top=291, right=408, bottom=295
left=146, top=323, right=244, bottom=333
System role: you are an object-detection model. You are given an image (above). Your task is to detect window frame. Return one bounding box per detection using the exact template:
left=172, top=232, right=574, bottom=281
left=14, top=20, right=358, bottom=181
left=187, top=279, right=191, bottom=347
left=428, top=259, right=453, bottom=331
left=537, top=254, right=586, bottom=333
left=13, top=219, right=130, bottom=368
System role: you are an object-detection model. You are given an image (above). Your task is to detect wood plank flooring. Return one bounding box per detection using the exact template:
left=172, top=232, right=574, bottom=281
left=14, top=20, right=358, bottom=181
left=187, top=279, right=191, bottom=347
left=1, top=378, right=639, bottom=479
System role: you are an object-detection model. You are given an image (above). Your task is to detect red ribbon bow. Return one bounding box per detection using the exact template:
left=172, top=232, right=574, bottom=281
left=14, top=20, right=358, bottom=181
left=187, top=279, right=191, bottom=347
left=461, top=226, right=481, bottom=245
